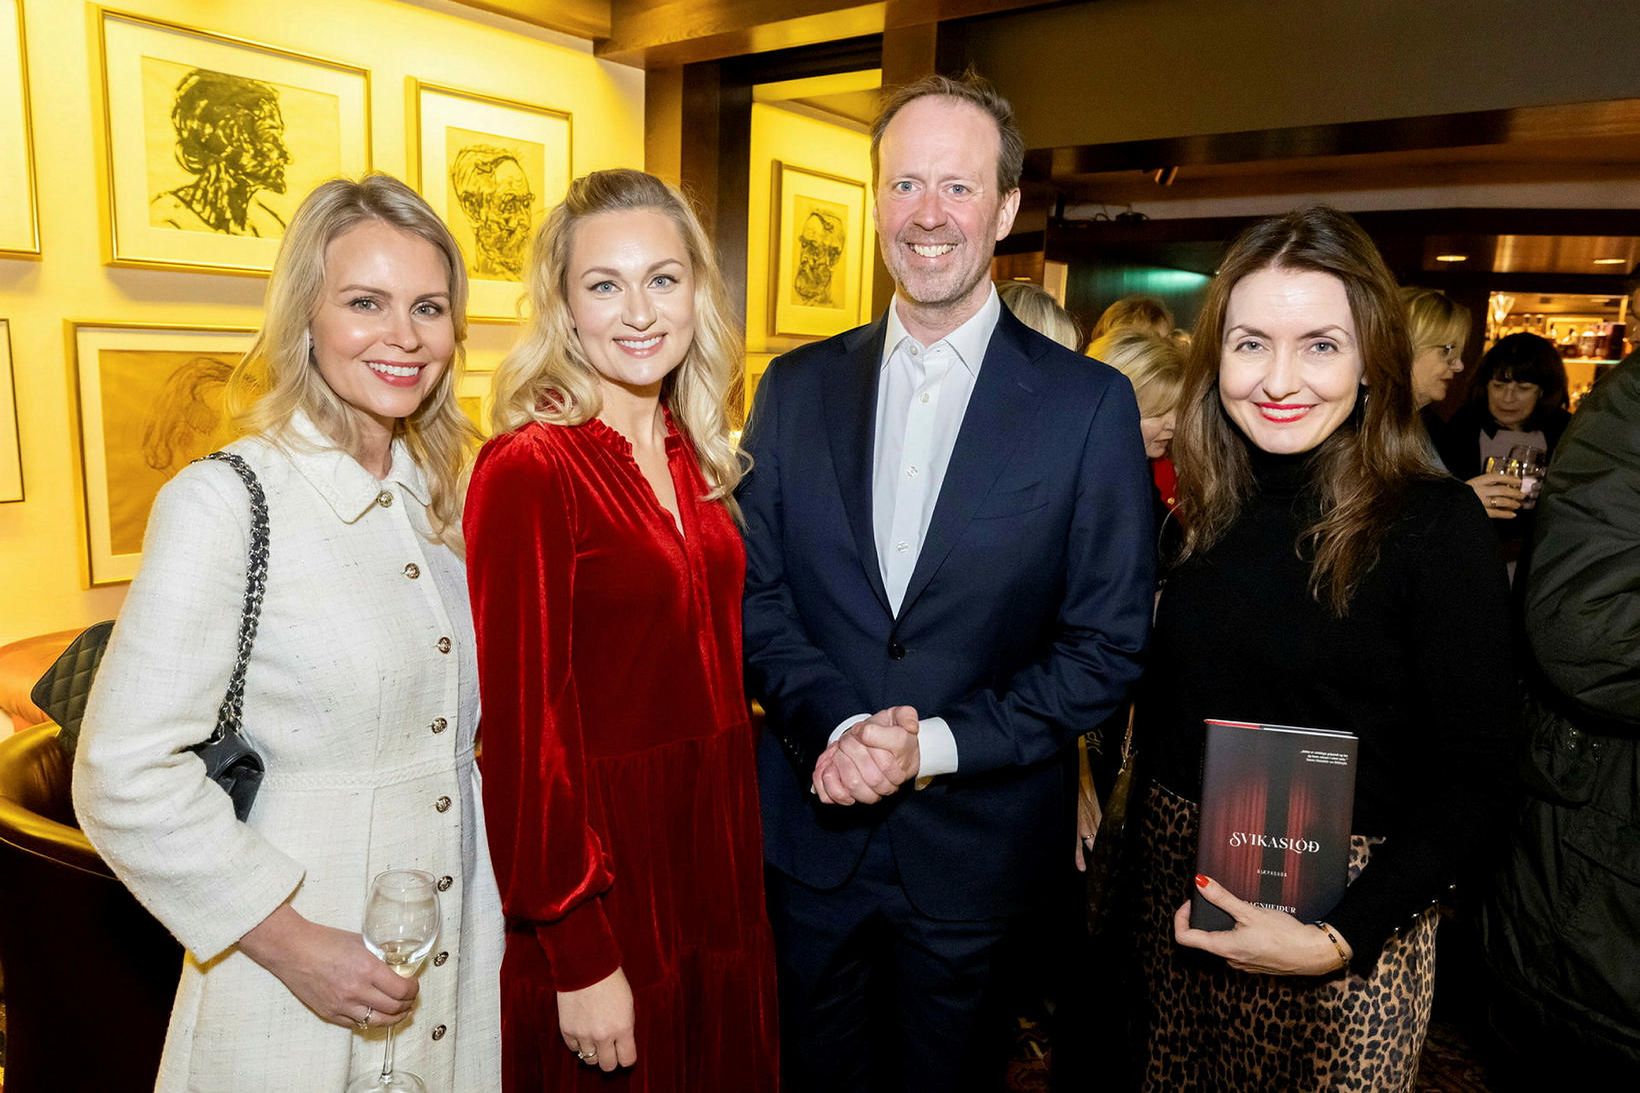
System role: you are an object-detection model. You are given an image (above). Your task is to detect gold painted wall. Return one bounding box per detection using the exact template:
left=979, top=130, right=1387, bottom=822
left=743, top=101, right=875, bottom=410
left=0, top=0, right=643, bottom=645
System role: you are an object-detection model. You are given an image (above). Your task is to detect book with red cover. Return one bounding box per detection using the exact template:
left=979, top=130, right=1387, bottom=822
left=1190, top=719, right=1358, bottom=931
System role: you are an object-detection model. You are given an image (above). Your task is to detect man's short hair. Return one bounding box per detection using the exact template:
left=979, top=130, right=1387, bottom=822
left=869, top=70, right=1024, bottom=196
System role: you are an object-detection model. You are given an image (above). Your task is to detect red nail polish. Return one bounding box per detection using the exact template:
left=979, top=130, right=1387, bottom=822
left=1195, top=874, right=1210, bottom=888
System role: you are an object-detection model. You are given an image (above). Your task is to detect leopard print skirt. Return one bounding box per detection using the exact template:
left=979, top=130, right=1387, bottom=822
left=1134, top=782, right=1437, bottom=1092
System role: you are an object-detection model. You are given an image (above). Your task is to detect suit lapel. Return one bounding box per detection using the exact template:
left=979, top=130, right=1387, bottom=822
left=823, top=316, right=893, bottom=616
left=898, top=310, right=1045, bottom=617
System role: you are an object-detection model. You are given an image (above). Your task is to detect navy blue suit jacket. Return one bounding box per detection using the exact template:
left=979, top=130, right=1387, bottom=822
left=740, top=305, right=1155, bottom=920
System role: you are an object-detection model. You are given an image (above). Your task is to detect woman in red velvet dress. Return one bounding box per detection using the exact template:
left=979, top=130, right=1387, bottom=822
left=464, top=169, right=777, bottom=1091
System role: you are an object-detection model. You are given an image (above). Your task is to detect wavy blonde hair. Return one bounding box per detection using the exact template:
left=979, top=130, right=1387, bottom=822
left=997, top=281, right=1081, bottom=350
left=226, top=174, right=479, bottom=551
left=1173, top=206, right=1437, bottom=615
left=1087, top=329, right=1185, bottom=418
left=490, top=169, right=746, bottom=517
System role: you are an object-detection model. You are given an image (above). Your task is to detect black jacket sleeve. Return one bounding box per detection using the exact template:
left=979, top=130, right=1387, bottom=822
left=1525, top=356, right=1640, bottom=730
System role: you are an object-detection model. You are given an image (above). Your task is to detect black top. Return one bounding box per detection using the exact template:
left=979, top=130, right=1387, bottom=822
left=1138, top=443, right=1518, bottom=970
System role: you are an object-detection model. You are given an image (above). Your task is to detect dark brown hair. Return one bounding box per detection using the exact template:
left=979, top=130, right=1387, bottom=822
left=870, top=70, right=1024, bottom=195
left=1468, top=332, right=1569, bottom=430
left=1173, top=206, right=1438, bottom=615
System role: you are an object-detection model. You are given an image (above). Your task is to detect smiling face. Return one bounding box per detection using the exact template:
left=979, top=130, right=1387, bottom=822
left=874, top=95, right=1020, bottom=324
left=309, top=220, right=455, bottom=450
left=566, top=208, right=696, bottom=399
left=1218, top=266, right=1366, bottom=455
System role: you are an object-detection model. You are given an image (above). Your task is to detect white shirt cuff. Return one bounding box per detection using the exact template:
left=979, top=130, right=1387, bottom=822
left=916, top=717, right=958, bottom=779
left=828, top=713, right=959, bottom=791
left=830, top=714, right=870, bottom=745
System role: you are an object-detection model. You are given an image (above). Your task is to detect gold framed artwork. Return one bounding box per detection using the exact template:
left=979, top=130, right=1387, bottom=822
left=410, top=80, right=572, bottom=322
left=1, top=0, right=40, bottom=256
left=456, top=370, right=496, bottom=438
left=95, top=8, right=370, bottom=275
left=0, top=320, right=21, bottom=502
left=70, top=322, right=256, bottom=586
left=770, top=160, right=868, bottom=339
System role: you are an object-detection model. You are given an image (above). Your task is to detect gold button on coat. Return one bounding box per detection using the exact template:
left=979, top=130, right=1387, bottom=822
left=433, top=951, right=448, bottom=967
left=403, top=563, right=420, bottom=579
left=435, top=795, right=451, bottom=813
left=436, top=636, right=451, bottom=654
left=437, top=875, right=453, bottom=891
left=377, top=490, right=394, bottom=508
left=430, top=717, right=447, bottom=734
left=431, top=1025, right=446, bottom=1040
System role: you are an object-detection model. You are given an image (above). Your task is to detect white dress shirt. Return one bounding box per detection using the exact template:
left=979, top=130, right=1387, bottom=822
left=830, top=288, right=1003, bottom=779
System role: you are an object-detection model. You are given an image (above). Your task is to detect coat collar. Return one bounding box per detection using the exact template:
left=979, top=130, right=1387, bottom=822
left=278, top=411, right=428, bottom=524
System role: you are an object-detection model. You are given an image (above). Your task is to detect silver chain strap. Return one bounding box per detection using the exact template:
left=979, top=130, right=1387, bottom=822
left=199, top=451, right=269, bottom=747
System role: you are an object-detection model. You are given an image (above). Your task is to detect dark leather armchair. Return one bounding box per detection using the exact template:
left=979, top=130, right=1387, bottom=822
left=0, top=724, right=181, bottom=1091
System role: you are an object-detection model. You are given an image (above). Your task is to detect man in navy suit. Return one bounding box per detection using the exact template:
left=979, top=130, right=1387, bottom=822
left=740, top=72, right=1155, bottom=1092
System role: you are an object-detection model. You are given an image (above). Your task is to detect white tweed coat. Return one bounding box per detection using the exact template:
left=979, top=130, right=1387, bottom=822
left=74, top=415, right=503, bottom=1092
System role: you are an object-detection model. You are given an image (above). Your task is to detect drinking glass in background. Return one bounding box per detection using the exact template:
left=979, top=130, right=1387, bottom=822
left=1507, top=444, right=1547, bottom=509
left=347, top=869, right=441, bottom=1093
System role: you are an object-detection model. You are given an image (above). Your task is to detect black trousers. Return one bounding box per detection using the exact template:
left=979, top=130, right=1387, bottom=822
left=766, top=828, right=1013, bottom=1093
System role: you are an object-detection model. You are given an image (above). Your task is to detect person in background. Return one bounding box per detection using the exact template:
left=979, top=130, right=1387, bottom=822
left=998, top=280, right=1081, bottom=350
left=466, top=168, right=778, bottom=1091
left=1087, top=293, right=1174, bottom=344
left=73, top=174, right=503, bottom=1090
left=1401, top=285, right=1470, bottom=414
left=1132, top=206, right=1515, bottom=1090
left=1401, top=287, right=1525, bottom=523
left=1087, top=328, right=1186, bottom=518
left=1431, top=334, right=1570, bottom=572
left=1481, top=343, right=1640, bottom=1084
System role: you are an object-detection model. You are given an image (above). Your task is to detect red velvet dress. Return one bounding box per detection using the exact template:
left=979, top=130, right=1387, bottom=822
left=465, top=416, right=778, bottom=1092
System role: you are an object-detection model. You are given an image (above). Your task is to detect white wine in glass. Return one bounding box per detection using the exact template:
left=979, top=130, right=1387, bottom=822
left=347, top=869, right=440, bottom=1093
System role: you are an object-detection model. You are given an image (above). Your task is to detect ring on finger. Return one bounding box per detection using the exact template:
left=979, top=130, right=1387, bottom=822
left=355, top=1005, right=374, bottom=1031
left=575, top=1047, right=598, bottom=1061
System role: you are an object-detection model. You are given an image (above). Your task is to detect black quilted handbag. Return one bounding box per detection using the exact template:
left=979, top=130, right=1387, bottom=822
left=32, top=450, right=268, bottom=821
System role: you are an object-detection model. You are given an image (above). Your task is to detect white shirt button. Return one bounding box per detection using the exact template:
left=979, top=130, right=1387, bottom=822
left=919, top=392, right=931, bottom=404
left=896, top=540, right=910, bottom=553
left=906, top=466, right=919, bottom=478
left=908, top=344, right=920, bottom=356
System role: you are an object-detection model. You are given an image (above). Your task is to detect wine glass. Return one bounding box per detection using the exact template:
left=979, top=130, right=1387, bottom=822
left=1506, top=444, right=1547, bottom=509
left=346, top=869, right=440, bottom=1093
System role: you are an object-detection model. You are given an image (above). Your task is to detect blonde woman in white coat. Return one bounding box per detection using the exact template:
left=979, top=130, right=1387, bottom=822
left=73, top=174, right=503, bottom=1092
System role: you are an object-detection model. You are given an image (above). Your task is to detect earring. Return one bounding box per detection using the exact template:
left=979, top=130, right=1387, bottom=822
left=304, top=330, right=314, bottom=360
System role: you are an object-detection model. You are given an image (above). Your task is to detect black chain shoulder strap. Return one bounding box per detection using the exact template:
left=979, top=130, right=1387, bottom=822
left=199, top=451, right=270, bottom=748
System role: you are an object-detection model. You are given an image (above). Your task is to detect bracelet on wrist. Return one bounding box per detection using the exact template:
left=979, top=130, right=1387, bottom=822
left=1313, top=920, right=1350, bottom=973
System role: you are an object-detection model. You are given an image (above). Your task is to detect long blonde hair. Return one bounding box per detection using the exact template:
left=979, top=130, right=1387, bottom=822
left=490, top=169, right=746, bottom=516
left=1087, top=329, right=1185, bottom=418
left=1173, top=206, right=1437, bottom=615
left=226, top=174, right=479, bottom=551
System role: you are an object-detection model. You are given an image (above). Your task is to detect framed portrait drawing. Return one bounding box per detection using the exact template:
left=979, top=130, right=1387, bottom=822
left=96, top=8, right=370, bottom=275
left=770, top=161, right=868, bottom=339
left=0, top=320, right=21, bottom=502
left=410, top=80, right=572, bottom=322
left=70, top=322, right=256, bottom=586
left=1, top=0, right=40, bottom=256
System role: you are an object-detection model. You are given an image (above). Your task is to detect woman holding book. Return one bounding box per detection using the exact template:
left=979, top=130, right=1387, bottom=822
left=1128, top=206, right=1516, bottom=1089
